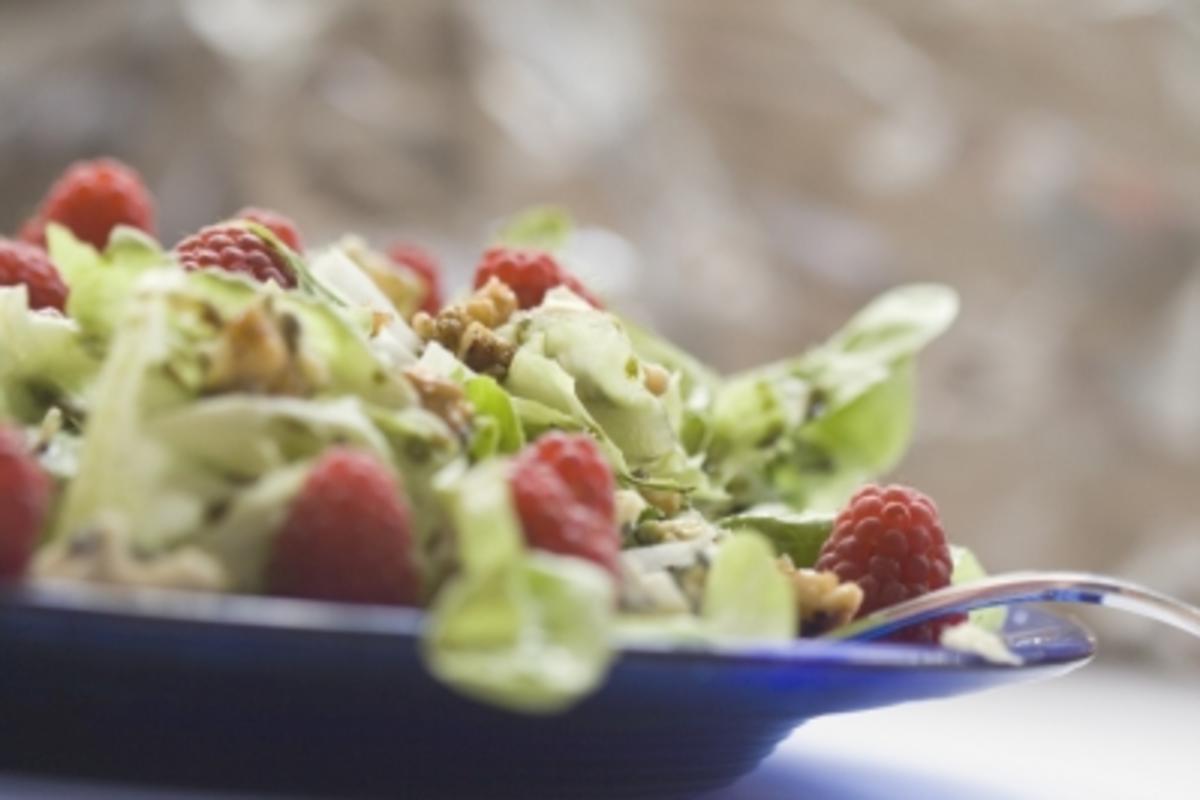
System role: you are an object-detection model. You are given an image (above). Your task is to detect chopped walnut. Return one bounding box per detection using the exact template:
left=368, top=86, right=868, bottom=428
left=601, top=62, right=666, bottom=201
left=404, top=367, right=472, bottom=436
left=778, top=556, right=864, bottom=637
left=411, top=278, right=518, bottom=378
left=34, top=518, right=228, bottom=592
left=204, top=299, right=325, bottom=396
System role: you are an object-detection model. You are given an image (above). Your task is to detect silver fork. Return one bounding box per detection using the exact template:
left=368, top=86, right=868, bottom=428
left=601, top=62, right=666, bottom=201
left=824, top=571, right=1200, bottom=642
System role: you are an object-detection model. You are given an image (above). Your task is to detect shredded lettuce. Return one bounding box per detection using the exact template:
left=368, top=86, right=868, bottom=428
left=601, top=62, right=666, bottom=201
left=702, top=532, right=796, bottom=642
left=423, top=461, right=615, bottom=713
left=48, top=224, right=171, bottom=347
left=0, top=287, right=98, bottom=423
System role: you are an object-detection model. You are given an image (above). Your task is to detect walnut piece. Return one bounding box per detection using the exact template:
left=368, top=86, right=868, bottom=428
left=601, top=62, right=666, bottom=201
left=778, top=556, right=864, bottom=637
left=204, top=299, right=325, bottom=396
left=411, top=278, right=517, bottom=378
left=34, top=518, right=228, bottom=592
left=404, top=366, right=472, bottom=436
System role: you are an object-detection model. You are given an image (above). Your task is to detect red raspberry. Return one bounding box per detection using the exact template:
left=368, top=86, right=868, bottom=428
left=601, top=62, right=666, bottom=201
left=815, top=484, right=962, bottom=644
left=175, top=223, right=297, bottom=288
left=20, top=158, right=155, bottom=250
left=0, top=427, right=52, bottom=580
left=387, top=242, right=443, bottom=314
left=510, top=433, right=619, bottom=577
left=235, top=207, right=304, bottom=252
left=0, top=239, right=69, bottom=312
left=473, top=246, right=601, bottom=310
left=267, top=448, right=421, bottom=606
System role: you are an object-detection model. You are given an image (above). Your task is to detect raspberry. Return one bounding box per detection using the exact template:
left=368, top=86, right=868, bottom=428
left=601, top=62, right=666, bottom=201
left=510, top=433, right=619, bottom=577
left=20, top=158, right=155, bottom=249
left=815, top=484, right=962, bottom=644
left=175, top=223, right=297, bottom=288
left=473, top=246, right=601, bottom=310
left=235, top=207, right=304, bottom=252
left=0, top=239, right=69, bottom=312
left=0, top=427, right=52, bottom=580
left=387, top=242, right=443, bottom=314
left=267, top=448, right=421, bottom=606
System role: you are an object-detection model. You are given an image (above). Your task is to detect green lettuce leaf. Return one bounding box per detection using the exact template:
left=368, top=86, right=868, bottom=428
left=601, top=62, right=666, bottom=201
left=717, top=506, right=834, bottom=568
left=52, top=287, right=210, bottom=547
left=508, top=289, right=702, bottom=492
left=0, top=287, right=98, bottom=423
left=708, top=284, right=958, bottom=511
left=48, top=224, right=171, bottom=346
left=196, top=463, right=310, bottom=591
left=496, top=206, right=574, bottom=251
left=423, top=460, right=615, bottom=713
left=148, top=395, right=393, bottom=480
left=465, top=375, right=525, bottom=460
left=701, top=532, right=796, bottom=642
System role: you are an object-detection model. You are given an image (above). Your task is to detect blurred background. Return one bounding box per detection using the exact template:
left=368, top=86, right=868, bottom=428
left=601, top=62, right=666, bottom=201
left=1, top=0, right=1197, bottom=666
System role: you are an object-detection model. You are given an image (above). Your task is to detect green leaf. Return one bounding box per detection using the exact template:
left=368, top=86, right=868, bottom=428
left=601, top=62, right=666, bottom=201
left=701, top=532, right=796, bottom=642
left=0, top=287, right=99, bottom=423
left=496, top=206, right=574, bottom=251
left=509, top=289, right=699, bottom=490
left=717, top=506, right=834, bottom=567
left=423, top=460, right=615, bottom=713
left=52, top=290, right=207, bottom=546
left=707, top=284, right=958, bottom=511
left=465, top=375, right=525, bottom=459
left=196, top=463, right=310, bottom=591
left=48, top=223, right=171, bottom=346
left=147, top=395, right=393, bottom=480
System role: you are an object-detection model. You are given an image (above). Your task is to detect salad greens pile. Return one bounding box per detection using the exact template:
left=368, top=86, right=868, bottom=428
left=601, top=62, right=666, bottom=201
left=0, top=209, right=979, bottom=712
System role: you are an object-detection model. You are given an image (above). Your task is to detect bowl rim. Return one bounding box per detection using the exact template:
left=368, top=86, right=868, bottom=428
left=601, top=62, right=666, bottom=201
left=0, top=580, right=1096, bottom=672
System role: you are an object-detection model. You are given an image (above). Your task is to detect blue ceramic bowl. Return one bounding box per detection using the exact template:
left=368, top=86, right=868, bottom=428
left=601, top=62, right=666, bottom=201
left=0, top=584, right=1093, bottom=799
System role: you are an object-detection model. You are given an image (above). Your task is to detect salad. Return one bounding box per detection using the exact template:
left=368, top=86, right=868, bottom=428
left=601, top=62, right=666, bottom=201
left=0, top=158, right=995, bottom=713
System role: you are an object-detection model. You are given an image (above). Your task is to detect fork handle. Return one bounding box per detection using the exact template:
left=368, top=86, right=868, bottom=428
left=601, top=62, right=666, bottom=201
left=826, top=571, right=1200, bottom=642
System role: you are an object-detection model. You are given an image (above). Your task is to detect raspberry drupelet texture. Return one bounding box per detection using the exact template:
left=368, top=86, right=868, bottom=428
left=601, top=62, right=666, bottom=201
left=235, top=207, right=304, bottom=252
left=20, top=158, right=155, bottom=249
left=510, top=433, right=620, bottom=577
left=0, top=427, right=52, bottom=580
left=388, top=243, right=443, bottom=315
left=473, top=245, right=601, bottom=310
left=0, top=239, right=69, bottom=311
left=267, top=448, right=421, bottom=606
left=175, top=223, right=297, bottom=288
left=815, top=484, right=962, bottom=643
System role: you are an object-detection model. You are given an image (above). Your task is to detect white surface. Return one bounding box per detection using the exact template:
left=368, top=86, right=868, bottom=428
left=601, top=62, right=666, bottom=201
left=707, top=656, right=1199, bottom=800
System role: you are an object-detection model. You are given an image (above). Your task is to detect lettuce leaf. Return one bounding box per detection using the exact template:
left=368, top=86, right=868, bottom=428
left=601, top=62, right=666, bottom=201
left=717, top=506, right=834, bottom=568
left=507, top=289, right=702, bottom=492
left=465, top=375, right=525, bottom=459
left=702, top=532, right=796, bottom=642
left=48, top=224, right=171, bottom=347
left=148, top=395, right=393, bottom=480
left=708, top=284, right=958, bottom=511
left=0, top=287, right=98, bottom=423
left=496, top=206, right=574, bottom=251
left=423, top=460, right=615, bottom=713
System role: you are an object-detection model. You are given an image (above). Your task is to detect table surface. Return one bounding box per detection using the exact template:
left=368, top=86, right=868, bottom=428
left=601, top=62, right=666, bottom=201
left=1, top=657, right=1194, bottom=799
